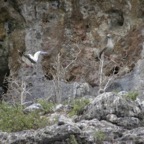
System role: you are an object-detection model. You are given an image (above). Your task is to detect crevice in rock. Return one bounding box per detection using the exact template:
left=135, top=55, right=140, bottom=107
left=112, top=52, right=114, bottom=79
left=45, top=73, right=53, bottom=80
left=0, top=68, right=10, bottom=99
left=107, top=9, right=124, bottom=28
left=112, top=66, right=120, bottom=75
left=1, top=68, right=10, bottom=94
left=66, top=75, right=76, bottom=82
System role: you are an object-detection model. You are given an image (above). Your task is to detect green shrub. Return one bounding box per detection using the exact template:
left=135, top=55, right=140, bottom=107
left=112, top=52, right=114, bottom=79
left=0, top=102, right=49, bottom=132
left=37, top=99, right=55, bottom=113
left=93, top=131, right=106, bottom=143
left=69, top=135, right=78, bottom=144
left=68, top=98, right=90, bottom=117
left=125, top=91, right=138, bottom=101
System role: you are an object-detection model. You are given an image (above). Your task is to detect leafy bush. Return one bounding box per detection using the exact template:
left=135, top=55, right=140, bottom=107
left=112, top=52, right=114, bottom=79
left=69, top=135, right=78, bottom=144
left=37, top=99, right=55, bottom=113
left=68, top=98, right=90, bottom=117
left=93, top=131, right=106, bottom=143
left=125, top=91, right=138, bottom=101
left=0, top=102, right=49, bottom=132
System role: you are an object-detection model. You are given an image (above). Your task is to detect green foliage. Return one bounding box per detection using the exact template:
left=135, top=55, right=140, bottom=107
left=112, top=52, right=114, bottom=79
left=112, top=90, right=119, bottom=94
left=0, top=102, right=49, bottom=132
left=69, top=135, right=78, bottom=144
left=37, top=99, right=55, bottom=113
left=68, top=98, right=90, bottom=117
left=125, top=91, right=138, bottom=101
left=93, top=131, right=106, bottom=143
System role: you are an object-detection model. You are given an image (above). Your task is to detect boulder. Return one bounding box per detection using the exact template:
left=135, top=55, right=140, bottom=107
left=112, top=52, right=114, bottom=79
left=81, top=92, right=142, bottom=129
left=24, top=103, right=43, bottom=113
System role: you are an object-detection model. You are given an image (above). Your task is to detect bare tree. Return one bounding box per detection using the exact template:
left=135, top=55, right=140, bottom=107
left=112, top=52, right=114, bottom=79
left=51, top=44, right=82, bottom=103
left=98, top=54, right=116, bottom=94
left=2, top=75, right=31, bottom=105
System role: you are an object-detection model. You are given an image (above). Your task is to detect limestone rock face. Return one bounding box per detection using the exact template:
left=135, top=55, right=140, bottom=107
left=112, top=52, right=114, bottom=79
left=0, top=0, right=143, bottom=101
left=0, top=124, right=81, bottom=144
left=116, top=127, right=144, bottom=143
left=1, top=92, right=144, bottom=143
left=1, top=0, right=144, bottom=143
left=81, top=92, right=142, bottom=129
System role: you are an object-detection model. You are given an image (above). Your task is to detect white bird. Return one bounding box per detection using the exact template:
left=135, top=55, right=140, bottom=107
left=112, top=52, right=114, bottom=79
left=19, top=51, right=47, bottom=67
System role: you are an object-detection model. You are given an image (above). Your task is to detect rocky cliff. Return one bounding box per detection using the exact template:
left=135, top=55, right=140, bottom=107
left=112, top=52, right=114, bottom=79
left=0, top=0, right=144, bottom=143
left=0, top=0, right=144, bottom=100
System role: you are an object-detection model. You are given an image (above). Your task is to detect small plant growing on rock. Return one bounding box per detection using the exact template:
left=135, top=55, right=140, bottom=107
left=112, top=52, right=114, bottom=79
left=93, top=130, right=106, bottom=143
left=125, top=91, right=138, bottom=101
left=0, top=101, right=49, bottom=132
left=68, top=98, right=90, bottom=117
left=69, top=135, right=78, bottom=144
left=37, top=99, right=55, bottom=113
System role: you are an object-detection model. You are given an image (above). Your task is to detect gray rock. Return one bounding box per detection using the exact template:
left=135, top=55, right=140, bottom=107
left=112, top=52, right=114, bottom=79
left=48, top=112, right=60, bottom=125
left=17, top=78, right=91, bottom=103
left=106, top=114, right=140, bottom=129
left=106, top=59, right=144, bottom=103
left=53, top=104, right=64, bottom=112
left=82, top=92, right=141, bottom=126
left=117, top=91, right=128, bottom=96
left=116, top=127, right=144, bottom=144
left=106, top=82, right=123, bottom=92
left=0, top=94, right=144, bottom=144
left=73, top=82, right=90, bottom=97
left=0, top=124, right=81, bottom=144
left=24, top=103, right=43, bottom=113
left=58, top=115, right=73, bottom=126
left=0, top=117, right=124, bottom=144
left=77, top=119, right=123, bottom=142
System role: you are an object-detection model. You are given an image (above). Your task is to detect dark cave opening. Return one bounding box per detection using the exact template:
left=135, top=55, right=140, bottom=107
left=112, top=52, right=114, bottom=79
left=112, top=66, right=120, bottom=75
left=107, top=9, right=124, bottom=28
left=0, top=68, right=10, bottom=99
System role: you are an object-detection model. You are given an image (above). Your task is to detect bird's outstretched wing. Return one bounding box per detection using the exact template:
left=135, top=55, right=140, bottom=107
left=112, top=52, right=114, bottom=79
left=19, top=50, right=47, bottom=67
left=23, top=54, right=37, bottom=64
left=32, top=51, right=42, bottom=62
